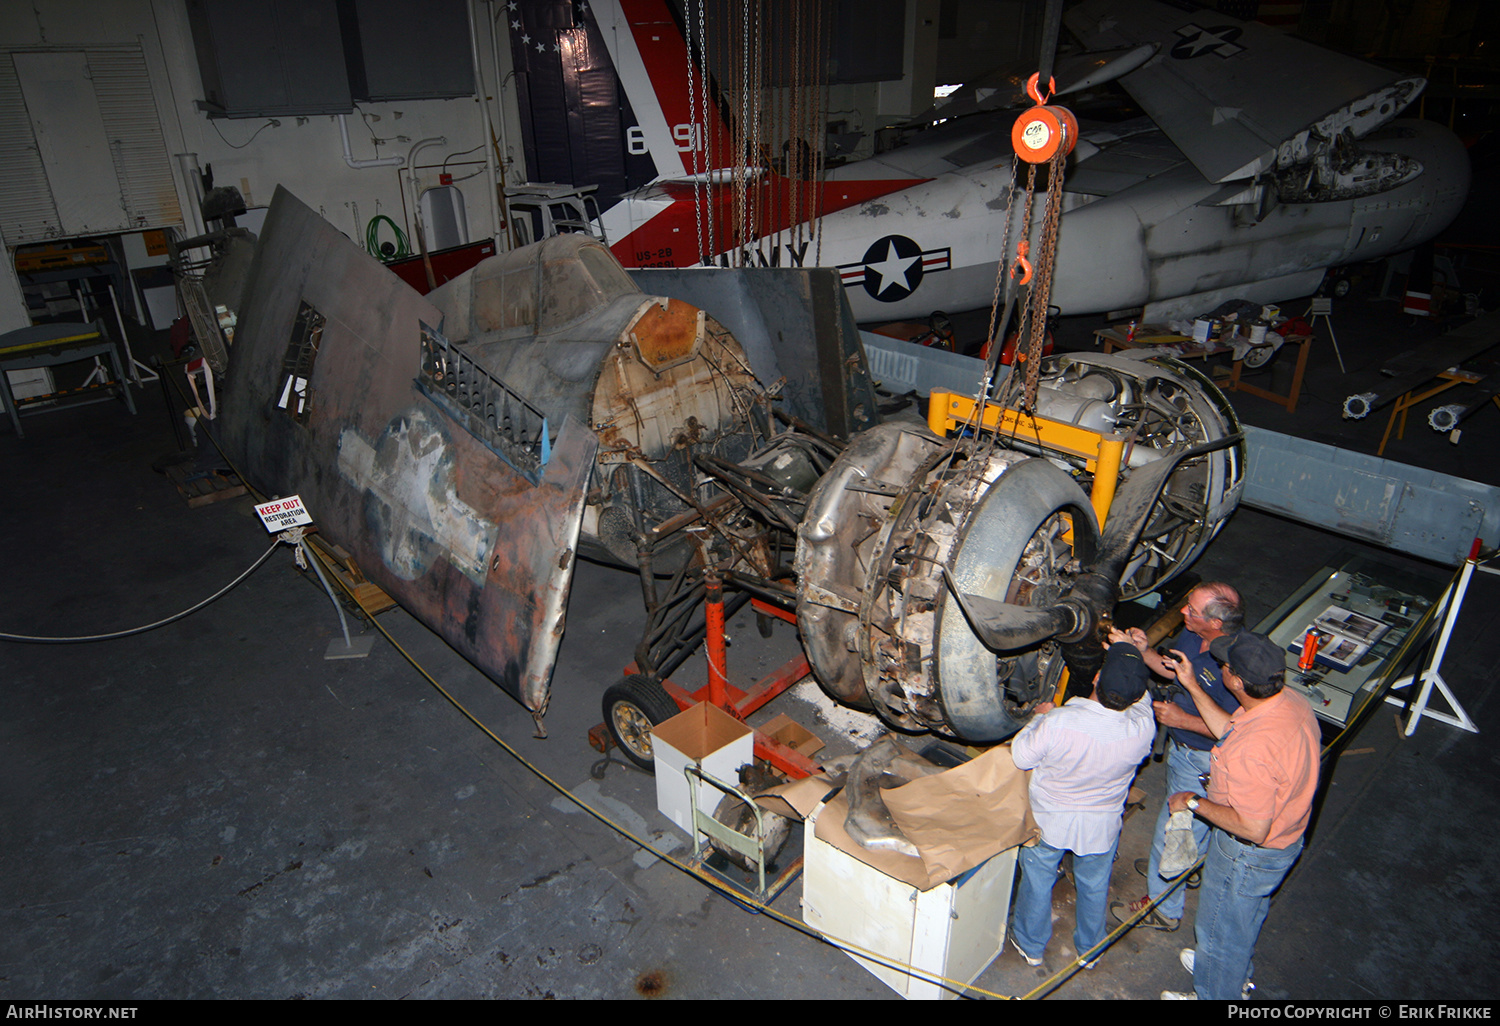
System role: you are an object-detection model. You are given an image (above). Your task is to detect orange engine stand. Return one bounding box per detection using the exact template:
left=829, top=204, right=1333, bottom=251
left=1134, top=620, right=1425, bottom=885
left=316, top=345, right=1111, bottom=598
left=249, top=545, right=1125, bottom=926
left=598, top=591, right=820, bottom=780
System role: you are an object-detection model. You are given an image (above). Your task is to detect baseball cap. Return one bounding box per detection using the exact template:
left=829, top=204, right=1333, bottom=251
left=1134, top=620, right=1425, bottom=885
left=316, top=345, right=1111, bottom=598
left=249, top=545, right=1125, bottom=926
left=1096, top=641, right=1149, bottom=705
left=1209, top=631, right=1286, bottom=688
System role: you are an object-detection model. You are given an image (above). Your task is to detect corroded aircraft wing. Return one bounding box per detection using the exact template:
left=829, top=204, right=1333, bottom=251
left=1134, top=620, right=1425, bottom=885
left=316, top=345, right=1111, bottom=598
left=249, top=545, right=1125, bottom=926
left=1066, top=0, right=1425, bottom=183
left=220, top=187, right=597, bottom=722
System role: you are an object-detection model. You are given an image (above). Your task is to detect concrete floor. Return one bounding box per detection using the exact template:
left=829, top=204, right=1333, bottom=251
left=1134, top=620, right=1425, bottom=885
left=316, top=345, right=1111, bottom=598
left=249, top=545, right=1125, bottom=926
left=3, top=282, right=1498, bottom=1000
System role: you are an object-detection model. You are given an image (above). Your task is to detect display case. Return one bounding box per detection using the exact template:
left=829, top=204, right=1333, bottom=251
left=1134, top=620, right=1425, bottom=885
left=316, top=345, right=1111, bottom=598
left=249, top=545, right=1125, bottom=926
left=1255, top=554, right=1451, bottom=726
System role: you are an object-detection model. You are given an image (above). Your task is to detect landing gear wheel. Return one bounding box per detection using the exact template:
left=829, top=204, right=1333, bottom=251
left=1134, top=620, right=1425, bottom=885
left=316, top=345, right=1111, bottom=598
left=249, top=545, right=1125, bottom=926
left=1241, top=344, right=1276, bottom=370
left=602, top=675, right=680, bottom=772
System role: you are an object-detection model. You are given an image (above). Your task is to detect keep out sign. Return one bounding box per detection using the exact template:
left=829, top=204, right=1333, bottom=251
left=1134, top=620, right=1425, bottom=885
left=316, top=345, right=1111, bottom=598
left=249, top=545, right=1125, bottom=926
left=254, top=495, right=313, bottom=532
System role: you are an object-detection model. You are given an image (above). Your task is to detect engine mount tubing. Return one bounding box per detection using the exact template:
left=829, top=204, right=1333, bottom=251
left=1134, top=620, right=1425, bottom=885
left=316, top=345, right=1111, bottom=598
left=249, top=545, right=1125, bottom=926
left=705, top=571, right=729, bottom=710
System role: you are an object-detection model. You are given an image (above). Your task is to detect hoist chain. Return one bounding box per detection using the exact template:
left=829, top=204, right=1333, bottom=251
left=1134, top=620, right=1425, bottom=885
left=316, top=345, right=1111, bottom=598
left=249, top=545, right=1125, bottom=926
left=1023, top=147, right=1068, bottom=410
left=687, top=0, right=705, bottom=265
left=811, top=0, right=828, bottom=265
left=699, top=0, right=714, bottom=261
left=737, top=0, right=752, bottom=265
left=984, top=152, right=1022, bottom=358
left=997, top=162, right=1040, bottom=412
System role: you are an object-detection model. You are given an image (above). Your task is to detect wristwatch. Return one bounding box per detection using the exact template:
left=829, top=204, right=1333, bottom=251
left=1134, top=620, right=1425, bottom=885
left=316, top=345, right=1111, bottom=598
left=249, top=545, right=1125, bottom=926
left=1186, top=796, right=1201, bottom=813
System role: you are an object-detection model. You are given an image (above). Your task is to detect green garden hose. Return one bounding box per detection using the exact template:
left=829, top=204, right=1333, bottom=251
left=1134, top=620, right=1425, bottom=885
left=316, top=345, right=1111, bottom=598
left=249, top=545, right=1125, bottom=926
left=365, top=214, right=411, bottom=262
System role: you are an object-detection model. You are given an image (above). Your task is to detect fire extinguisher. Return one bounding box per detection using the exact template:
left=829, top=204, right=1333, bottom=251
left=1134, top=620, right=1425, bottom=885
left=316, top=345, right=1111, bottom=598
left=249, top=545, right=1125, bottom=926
left=1298, top=630, right=1321, bottom=671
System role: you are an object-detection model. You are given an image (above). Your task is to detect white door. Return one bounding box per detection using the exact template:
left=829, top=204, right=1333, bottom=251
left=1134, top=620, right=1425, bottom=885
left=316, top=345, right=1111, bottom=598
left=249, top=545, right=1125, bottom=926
left=0, top=46, right=182, bottom=246
left=13, top=51, right=123, bottom=235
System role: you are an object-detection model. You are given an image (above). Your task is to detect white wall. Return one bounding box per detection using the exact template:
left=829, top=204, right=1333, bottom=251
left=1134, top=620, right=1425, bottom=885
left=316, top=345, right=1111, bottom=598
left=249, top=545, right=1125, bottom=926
left=0, top=264, right=27, bottom=335
left=0, top=0, right=537, bottom=333
left=2, top=0, right=529, bottom=262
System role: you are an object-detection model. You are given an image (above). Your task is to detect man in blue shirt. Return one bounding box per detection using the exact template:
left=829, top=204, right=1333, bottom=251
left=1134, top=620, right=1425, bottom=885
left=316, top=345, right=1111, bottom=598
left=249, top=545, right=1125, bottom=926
left=1009, top=632, right=1156, bottom=968
left=1110, top=582, right=1244, bottom=931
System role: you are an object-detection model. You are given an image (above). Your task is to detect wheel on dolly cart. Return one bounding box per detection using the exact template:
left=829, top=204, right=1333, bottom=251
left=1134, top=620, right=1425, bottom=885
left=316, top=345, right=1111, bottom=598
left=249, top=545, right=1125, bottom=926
left=1241, top=343, right=1277, bottom=370
left=602, top=674, right=680, bottom=772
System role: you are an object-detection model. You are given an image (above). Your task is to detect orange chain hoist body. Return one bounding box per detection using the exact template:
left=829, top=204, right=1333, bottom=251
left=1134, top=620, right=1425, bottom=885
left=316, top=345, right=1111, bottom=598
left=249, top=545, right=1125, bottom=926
left=1010, top=74, right=1078, bottom=165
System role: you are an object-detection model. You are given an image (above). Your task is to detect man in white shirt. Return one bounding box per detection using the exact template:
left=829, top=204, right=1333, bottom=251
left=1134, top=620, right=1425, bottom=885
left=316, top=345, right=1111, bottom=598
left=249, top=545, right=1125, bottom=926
left=1008, top=630, right=1155, bottom=968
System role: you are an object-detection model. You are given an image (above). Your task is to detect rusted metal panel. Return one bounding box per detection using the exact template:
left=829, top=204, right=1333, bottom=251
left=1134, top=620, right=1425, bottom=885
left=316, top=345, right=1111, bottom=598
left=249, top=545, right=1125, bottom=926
left=627, top=266, right=882, bottom=440
left=220, top=187, right=597, bottom=717
left=593, top=315, right=760, bottom=462
left=626, top=297, right=703, bottom=371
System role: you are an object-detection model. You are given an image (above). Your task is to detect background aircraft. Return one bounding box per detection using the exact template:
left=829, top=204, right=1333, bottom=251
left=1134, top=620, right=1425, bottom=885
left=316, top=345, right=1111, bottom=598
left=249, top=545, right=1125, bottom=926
left=505, top=0, right=1470, bottom=323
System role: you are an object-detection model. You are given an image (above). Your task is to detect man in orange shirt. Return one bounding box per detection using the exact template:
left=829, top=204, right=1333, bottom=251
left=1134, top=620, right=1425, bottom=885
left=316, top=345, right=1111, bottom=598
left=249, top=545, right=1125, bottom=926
left=1159, top=631, right=1321, bottom=1001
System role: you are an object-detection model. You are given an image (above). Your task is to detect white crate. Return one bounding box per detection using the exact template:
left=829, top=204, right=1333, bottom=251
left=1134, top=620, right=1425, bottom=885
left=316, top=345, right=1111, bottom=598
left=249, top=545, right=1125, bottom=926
left=801, top=801, right=1018, bottom=1000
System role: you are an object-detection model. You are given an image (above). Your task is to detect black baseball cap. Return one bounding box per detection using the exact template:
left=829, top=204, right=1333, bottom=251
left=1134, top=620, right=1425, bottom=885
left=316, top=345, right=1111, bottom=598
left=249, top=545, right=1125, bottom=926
left=1097, top=641, right=1149, bottom=705
left=1209, top=631, right=1286, bottom=688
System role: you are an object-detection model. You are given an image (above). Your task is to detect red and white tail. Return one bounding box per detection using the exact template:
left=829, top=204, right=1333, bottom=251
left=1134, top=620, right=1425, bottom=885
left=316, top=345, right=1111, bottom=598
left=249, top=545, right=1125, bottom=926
left=591, top=0, right=919, bottom=269
left=592, top=0, right=735, bottom=181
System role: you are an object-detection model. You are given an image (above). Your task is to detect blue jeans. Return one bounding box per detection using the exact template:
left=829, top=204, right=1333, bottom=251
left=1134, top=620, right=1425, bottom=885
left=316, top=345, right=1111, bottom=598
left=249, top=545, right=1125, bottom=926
left=1012, top=836, right=1119, bottom=962
left=1148, top=742, right=1213, bottom=919
left=1193, top=829, right=1303, bottom=1000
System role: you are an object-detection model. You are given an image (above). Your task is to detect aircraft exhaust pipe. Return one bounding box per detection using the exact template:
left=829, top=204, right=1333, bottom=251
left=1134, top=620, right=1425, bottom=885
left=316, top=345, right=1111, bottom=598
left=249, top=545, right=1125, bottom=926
left=1429, top=403, right=1465, bottom=433
left=942, top=583, right=1090, bottom=652
left=1343, top=315, right=1500, bottom=423
left=1427, top=392, right=1500, bottom=434
left=1343, top=392, right=1377, bottom=419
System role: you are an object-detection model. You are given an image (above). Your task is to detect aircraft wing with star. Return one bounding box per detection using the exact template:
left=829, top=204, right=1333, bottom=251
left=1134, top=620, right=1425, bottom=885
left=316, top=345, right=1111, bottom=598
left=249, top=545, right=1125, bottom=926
left=1065, top=0, right=1426, bottom=184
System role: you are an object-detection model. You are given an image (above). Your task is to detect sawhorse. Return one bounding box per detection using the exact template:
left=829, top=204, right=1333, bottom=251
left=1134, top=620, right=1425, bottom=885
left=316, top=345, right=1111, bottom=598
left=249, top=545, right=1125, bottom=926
left=1377, top=369, right=1488, bottom=456
left=1384, top=539, right=1486, bottom=736
left=0, top=320, right=136, bottom=438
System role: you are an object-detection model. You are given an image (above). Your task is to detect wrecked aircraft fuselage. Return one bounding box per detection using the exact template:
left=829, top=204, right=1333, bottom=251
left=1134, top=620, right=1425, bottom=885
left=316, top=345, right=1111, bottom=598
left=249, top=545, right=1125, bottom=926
left=224, top=189, right=806, bottom=729
left=420, top=232, right=769, bottom=570
left=221, top=187, right=1242, bottom=749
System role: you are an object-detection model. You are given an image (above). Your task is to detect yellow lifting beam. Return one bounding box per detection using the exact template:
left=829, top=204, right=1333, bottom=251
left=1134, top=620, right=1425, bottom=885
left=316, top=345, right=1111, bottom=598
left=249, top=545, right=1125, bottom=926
left=926, top=388, right=1126, bottom=529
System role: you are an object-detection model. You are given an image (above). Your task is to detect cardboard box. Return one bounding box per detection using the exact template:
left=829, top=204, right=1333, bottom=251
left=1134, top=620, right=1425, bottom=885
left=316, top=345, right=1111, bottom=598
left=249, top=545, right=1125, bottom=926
left=651, top=702, right=753, bottom=834
left=802, top=799, right=1019, bottom=1000
left=760, top=713, right=824, bottom=758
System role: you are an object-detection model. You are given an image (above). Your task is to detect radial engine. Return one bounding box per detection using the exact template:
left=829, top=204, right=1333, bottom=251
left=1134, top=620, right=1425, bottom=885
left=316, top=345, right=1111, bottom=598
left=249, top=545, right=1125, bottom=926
left=794, top=351, right=1243, bottom=742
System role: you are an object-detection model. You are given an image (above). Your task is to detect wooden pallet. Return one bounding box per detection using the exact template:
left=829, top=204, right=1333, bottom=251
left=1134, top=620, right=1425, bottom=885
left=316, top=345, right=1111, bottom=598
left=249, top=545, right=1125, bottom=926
left=164, top=463, right=248, bottom=508
left=305, top=534, right=397, bottom=615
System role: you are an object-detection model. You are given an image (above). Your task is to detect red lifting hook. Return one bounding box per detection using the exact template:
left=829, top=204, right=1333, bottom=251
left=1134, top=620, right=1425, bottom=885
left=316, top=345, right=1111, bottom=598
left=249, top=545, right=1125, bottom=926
left=1011, top=240, right=1033, bottom=285
left=1013, top=72, right=1076, bottom=164
left=1025, top=72, right=1056, bottom=106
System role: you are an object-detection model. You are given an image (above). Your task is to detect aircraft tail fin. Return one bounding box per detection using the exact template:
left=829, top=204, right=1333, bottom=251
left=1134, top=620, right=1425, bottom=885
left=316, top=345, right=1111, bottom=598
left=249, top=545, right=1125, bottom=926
left=522, top=0, right=919, bottom=270
left=500, top=0, right=734, bottom=215
left=592, top=0, right=736, bottom=181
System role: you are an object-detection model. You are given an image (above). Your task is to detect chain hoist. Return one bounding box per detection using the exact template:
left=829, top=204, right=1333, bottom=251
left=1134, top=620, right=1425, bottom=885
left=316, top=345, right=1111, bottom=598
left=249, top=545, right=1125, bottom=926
left=993, top=72, right=1076, bottom=412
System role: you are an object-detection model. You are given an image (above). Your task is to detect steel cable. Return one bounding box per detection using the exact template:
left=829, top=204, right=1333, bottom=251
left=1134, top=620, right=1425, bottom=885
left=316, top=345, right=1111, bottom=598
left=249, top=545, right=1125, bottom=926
left=0, top=538, right=281, bottom=643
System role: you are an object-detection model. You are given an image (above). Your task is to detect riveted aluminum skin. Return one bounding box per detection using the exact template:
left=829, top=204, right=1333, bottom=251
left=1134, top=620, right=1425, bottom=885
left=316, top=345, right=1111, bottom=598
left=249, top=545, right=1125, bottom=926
left=220, top=188, right=597, bottom=718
